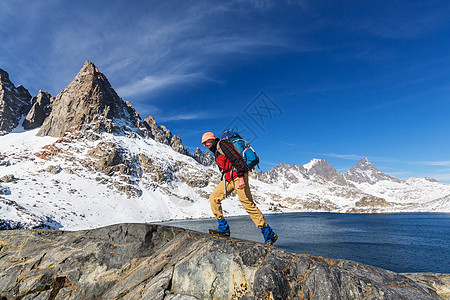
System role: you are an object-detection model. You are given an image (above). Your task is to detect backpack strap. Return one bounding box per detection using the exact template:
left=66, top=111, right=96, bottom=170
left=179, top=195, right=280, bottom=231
left=216, top=140, right=228, bottom=195
left=216, top=140, right=225, bottom=156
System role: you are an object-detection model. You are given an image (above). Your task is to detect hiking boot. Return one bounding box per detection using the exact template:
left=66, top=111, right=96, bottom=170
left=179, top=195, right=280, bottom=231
left=261, top=225, right=277, bottom=245
left=208, top=229, right=231, bottom=236
left=209, top=218, right=230, bottom=236
left=266, top=233, right=278, bottom=245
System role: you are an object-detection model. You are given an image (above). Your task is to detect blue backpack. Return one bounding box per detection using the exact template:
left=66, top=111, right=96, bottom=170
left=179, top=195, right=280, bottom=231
left=220, top=129, right=260, bottom=170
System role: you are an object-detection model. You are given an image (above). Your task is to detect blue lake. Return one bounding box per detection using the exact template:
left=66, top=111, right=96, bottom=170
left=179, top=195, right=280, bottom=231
left=157, top=212, right=450, bottom=273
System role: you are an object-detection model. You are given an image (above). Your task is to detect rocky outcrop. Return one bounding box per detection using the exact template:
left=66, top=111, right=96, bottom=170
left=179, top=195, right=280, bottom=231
left=192, top=147, right=214, bottom=166
left=0, top=68, right=32, bottom=135
left=0, top=223, right=445, bottom=299
left=345, top=158, right=403, bottom=184
left=37, top=61, right=149, bottom=138
left=142, top=115, right=215, bottom=166
left=355, top=195, right=390, bottom=207
left=143, top=115, right=187, bottom=155
left=86, top=141, right=142, bottom=197
left=22, top=90, right=54, bottom=129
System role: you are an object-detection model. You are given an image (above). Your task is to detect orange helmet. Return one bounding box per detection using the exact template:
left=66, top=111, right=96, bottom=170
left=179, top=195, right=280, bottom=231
left=202, top=132, right=216, bottom=144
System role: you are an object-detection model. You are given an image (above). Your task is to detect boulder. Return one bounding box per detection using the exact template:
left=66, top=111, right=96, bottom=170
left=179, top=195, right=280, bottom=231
left=45, top=165, right=62, bottom=175
left=0, top=223, right=444, bottom=299
left=0, top=175, right=15, bottom=183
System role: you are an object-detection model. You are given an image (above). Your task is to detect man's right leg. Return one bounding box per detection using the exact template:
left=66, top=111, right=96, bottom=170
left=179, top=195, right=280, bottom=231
left=209, top=180, right=233, bottom=236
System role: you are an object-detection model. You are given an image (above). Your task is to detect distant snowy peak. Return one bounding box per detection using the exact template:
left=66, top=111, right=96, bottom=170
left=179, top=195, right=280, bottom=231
left=259, top=158, right=348, bottom=186
left=303, top=158, right=322, bottom=172
left=303, top=158, right=347, bottom=185
left=37, top=61, right=149, bottom=138
left=406, top=176, right=439, bottom=184
left=344, top=158, right=403, bottom=185
left=257, top=162, right=306, bottom=184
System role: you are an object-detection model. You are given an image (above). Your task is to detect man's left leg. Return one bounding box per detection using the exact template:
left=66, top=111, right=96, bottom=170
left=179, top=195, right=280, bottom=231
left=208, top=179, right=234, bottom=236
left=234, top=173, right=277, bottom=245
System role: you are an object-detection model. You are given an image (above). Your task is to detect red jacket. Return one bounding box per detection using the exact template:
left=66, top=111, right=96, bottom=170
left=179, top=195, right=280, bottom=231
left=212, top=138, right=247, bottom=181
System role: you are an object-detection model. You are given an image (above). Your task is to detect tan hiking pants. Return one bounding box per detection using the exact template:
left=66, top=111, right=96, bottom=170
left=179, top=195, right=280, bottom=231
left=209, top=173, right=268, bottom=228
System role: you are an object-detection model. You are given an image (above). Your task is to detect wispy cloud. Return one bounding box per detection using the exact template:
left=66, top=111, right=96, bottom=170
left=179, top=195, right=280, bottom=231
left=261, top=160, right=280, bottom=166
left=157, top=112, right=215, bottom=122
left=319, top=154, right=450, bottom=169
left=306, top=152, right=399, bottom=164
left=117, top=73, right=204, bottom=98
left=318, top=153, right=363, bottom=160
left=0, top=1, right=314, bottom=98
left=415, top=161, right=450, bottom=167
left=431, top=174, right=450, bottom=182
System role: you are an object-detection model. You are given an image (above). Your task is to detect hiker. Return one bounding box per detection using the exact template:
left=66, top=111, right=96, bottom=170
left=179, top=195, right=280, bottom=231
left=202, top=132, right=278, bottom=245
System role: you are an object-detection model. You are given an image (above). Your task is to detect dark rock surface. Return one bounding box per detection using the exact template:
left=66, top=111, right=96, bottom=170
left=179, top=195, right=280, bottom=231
left=0, top=223, right=445, bottom=299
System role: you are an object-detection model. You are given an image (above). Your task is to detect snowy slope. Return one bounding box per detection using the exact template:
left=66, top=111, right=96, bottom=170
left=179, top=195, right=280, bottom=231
left=0, top=127, right=250, bottom=230
left=352, top=178, right=450, bottom=205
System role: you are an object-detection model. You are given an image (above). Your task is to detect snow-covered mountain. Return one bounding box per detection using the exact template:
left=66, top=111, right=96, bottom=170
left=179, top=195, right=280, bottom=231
left=344, top=158, right=403, bottom=184
left=1, top=62, right=449, bottom=230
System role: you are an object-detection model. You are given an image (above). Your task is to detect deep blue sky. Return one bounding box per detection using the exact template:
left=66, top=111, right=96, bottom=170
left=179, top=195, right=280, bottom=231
left=1, top=0, right=450, bottom=182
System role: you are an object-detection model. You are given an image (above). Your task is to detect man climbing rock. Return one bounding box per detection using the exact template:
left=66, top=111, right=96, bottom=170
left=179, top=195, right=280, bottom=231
left=202, top=132, right=278, bottom=245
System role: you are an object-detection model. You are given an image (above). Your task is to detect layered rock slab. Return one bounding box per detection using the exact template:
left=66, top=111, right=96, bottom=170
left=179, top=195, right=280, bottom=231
left=0, top=223, right=444, bottom=299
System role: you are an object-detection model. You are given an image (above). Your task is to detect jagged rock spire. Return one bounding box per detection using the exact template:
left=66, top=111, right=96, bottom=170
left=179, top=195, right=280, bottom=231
left=22, top=90, right=54, bottom=130
left=192, top=147, right=214, bottom=166
left=0, top=68, right=32, bottom=135
left=144, top=115, right=187, bottom=155
left=142, top=115, right=213, bottom=165
left=37, top=61, right=148, bottom=138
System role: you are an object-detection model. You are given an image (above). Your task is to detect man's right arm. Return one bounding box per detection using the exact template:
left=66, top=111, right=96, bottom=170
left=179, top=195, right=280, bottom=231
left=219, top=140, right=247, bottom=177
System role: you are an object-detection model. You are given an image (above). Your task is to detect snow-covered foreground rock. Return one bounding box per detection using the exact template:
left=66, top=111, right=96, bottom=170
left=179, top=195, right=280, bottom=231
left=1, top=62, right=450, bottom=231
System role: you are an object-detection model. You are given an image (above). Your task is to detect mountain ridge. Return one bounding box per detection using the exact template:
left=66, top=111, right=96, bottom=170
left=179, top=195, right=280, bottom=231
left=0, top=61, right=449, bottom=230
